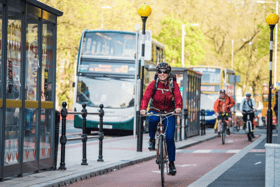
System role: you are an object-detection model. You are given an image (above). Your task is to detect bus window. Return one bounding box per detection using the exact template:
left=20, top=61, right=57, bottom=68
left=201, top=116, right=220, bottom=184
left=82, top=32, right=136, bottom=59
left=192, top=68, right=221, bottom=84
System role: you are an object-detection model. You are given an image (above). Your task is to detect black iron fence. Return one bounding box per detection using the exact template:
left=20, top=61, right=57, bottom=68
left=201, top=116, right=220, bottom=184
left=57, top=102, right=104, bottom=170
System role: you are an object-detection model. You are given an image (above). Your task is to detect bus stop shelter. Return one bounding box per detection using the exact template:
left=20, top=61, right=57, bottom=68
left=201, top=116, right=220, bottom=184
left=0, top=0, right=62, bottom=180
left=144, top=66, right=202, bottom=140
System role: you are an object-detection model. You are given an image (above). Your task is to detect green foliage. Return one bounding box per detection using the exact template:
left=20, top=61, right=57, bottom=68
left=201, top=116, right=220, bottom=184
left=155, top=17, right=205, bottom=67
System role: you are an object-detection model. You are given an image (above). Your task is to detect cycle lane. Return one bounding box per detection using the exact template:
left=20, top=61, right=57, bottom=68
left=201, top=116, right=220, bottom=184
left=69, top=134, right=261, bottom=187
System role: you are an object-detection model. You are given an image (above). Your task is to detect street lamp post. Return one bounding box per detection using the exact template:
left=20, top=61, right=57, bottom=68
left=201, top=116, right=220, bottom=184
left=257, top=1, right=278, bottom=87
left=266, top=13, right=279, bottom=143
left=137, top=3, right=152, bottom=152
left=101, top=6, right=112, bottom=29
left=134, top=24, right=140, bottom=138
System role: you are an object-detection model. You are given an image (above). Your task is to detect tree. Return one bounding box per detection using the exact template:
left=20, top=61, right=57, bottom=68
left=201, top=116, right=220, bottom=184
left=156, top=17, right=205, bottom=67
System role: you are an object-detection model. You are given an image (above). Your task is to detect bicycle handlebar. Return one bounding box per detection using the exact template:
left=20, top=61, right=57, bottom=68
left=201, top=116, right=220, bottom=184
left=242, top=110, right=254, bottom=114
left=140, top=112, right=181, bottom=117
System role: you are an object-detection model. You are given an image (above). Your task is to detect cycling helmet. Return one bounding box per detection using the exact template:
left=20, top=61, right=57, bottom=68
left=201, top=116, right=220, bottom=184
left=156, top=62, right=171, bottom=74
left=245, top=93, right=251, bottom=97
left=220, top=89, right=226, bottom=94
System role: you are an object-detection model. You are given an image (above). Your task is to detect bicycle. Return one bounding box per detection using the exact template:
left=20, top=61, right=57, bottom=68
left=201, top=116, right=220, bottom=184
left=243, top=110, right=254, bottom=142
left=218, top=113, right=228, bottom=145
left=141, top=112, right=180, bottom=187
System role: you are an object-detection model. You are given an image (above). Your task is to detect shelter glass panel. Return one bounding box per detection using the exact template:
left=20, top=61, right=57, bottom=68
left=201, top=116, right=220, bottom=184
left=23, top=108, right=37, bottom=162
left=40, top=109, right=52, bottom=159
left=0, top=4, right=2, bottom=99
left=4, top=6, right=22, bottom=167
left=0, top=3, right=3, bottom=172
left=25, top=14, right=38, bottom=101
left=41, top=21, right=54, bottom=102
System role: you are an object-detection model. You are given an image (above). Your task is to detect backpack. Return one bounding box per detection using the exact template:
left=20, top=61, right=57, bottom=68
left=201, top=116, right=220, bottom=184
left=243, top=99, right=253, bottom=109
left=150, top=73, right=177, bottom=110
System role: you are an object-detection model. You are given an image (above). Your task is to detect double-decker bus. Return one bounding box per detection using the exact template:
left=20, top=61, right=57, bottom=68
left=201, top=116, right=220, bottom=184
left=261, top=84, right=278, bottom=127
left=73, top=30, right=165, bottom=134
left=188, top=65, right=235, bottom=126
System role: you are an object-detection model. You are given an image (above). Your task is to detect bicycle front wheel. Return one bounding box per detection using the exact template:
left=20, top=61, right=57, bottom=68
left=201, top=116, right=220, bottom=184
left=159, top=135, right=165, bottom=187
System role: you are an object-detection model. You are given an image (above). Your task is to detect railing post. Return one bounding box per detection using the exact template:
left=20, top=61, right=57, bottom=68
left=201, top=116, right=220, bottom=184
left=59, top=102, right=67, bottom=170
left=81, top=103, right=88, bottom=165
left=97, top=104, right=104, bottom=162
left=201, top=109, right=205, bottom=135
left=54, top=110, right=60, bottom=170
left=179, top=117, right=182, bottom=141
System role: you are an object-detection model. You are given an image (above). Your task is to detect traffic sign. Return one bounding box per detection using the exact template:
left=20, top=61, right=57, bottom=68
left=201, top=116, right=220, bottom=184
left=229, top=75, right=241, bottom=83
left=138, top=30, right=152, bottom=61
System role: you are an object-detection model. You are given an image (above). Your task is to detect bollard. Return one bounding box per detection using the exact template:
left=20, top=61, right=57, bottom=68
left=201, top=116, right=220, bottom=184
left=201, top=109, right=205, bottom=135
left=81, top=103, right=88, bottom=165
left=54, top=110, right=60, bottom=170
left=59, top=102, right=67, bottom=170
left=97, top=104, right=104, bottom=162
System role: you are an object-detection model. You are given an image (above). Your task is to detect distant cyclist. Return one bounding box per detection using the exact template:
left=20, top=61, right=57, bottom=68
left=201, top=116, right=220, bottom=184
left=214, top=89, right=235, bottom=137
left=140, top=62, right=182, bottom=176
left=240, top=93, right=257, bottom=138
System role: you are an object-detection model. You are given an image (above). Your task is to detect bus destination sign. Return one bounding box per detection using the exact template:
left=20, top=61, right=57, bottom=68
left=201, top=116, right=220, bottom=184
left=201, top=85, right=220, bottom=92
left=79, top=62, right=135, bottom=75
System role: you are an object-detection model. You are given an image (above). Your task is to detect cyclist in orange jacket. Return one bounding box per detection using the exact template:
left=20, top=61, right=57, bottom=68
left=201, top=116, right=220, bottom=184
left=213, top=89, right=235, bottom=137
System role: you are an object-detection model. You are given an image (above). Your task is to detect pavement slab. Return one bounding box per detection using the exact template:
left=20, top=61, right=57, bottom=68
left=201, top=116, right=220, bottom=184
left=0, top=129, right=216, bottom=187
left=67, top=134, right=260, bottom=187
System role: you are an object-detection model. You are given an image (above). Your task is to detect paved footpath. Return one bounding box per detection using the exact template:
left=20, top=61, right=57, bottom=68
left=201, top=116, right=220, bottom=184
left=67, top=133, right=265, bottom=187
left=1, top=129, right=216, bottom=187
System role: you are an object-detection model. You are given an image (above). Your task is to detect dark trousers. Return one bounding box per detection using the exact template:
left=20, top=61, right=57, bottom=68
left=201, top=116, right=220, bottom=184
left=148, top=111, right=176, bottom=162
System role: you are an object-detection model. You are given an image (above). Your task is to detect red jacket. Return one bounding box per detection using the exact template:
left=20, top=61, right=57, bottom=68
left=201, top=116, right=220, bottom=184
left=140, top=80, right=182, bottom=112
left=213, top=94, right=235, bottom=113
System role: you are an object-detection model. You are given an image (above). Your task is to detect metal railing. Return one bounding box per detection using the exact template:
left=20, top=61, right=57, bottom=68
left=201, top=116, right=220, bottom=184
left=58, top=102, right=104, bottom=170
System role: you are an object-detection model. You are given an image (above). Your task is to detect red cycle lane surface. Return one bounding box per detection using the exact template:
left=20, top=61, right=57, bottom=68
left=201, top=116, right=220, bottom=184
left=69, top=134, right=258, bottom=187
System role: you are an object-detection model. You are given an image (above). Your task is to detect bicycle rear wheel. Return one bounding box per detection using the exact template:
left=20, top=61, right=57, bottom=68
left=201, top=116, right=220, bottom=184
left=159, top=135, right=165, bottom=187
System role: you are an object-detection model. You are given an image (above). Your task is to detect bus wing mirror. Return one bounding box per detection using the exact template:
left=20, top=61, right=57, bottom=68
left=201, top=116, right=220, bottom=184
left=72, top=82, right=75, bottom=87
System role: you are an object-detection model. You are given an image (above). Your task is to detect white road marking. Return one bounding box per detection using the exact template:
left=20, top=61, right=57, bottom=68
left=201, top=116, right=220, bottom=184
left=226, top=150, right=241, bottom=153
left=176, top=164, right=197, bottom=167
left=255, top=161, right=261, bottom=165
left=152, top=168, right=167, bottom=173
left=193, top=150, right=212, bottom=153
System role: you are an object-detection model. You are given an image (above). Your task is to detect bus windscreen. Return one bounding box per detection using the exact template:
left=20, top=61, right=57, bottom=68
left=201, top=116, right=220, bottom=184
left=81, top=32, right=136, bottom=59
left=192, top=68, right=221, bottom=84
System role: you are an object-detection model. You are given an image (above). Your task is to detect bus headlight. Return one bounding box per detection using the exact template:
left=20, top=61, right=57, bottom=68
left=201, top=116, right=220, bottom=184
left=123, top=113, right=133, bottom=120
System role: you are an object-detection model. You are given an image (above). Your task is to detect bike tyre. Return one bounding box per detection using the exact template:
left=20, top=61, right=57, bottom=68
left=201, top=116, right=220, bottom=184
left=247, top=122, right=252, bottom=142
left=159, top=136, right=165, bottom=187
left=236, top=125, right=240, bottom=132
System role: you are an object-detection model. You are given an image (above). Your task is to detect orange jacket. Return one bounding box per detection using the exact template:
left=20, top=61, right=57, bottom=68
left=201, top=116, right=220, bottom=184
left=213, top=94, right=235, bottom=113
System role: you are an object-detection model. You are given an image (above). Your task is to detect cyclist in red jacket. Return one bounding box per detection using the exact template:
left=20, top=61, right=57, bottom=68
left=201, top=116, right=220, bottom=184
left=140, top=62, right=182, bottom=176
